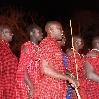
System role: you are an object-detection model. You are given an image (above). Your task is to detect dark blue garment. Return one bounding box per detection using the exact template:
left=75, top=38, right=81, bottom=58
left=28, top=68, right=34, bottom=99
left=63, top=53, right=68, bottom=69
left=66, top=84, right=73, bottom=99
left=63, top=52, right=73, bottom=99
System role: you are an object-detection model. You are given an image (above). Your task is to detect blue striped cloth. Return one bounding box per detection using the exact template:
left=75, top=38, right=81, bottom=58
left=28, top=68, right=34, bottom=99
left=63, top=52, right=73, bottom=99
left=63, top=53, right=68, bottom=69
left=66, top=84, right=73, bottom=99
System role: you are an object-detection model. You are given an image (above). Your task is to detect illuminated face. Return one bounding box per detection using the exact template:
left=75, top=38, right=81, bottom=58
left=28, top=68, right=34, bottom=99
left=30, top=28, right=43, bottom=42
left=58, top=36, right=66, bottom=46
left=93, top=38, right=99, bottom=50
left=74, top=37, right=84, bottom=50
left=35, top=28, right=43, bottom=41
left=50, top=24, right=64, bottom=40
left=2, top=28, right=13, bottom=42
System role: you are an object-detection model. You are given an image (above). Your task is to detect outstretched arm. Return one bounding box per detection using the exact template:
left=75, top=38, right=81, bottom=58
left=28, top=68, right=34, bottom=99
left=85, top=61, right=99, bottom=82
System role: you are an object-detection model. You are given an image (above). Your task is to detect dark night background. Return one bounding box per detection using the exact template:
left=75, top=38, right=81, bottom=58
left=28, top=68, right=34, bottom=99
left=0, top=0, right=99, bottom=56
left=0, top=0, right=98, bottom=20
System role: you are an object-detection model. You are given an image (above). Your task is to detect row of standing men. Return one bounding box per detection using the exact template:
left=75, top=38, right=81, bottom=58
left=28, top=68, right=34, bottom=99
left=0, top=21, right=99, bottom=99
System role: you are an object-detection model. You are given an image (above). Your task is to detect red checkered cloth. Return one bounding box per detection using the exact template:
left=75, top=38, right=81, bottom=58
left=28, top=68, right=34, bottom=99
left=85, top=50, right=99, bottom=99
left=33, top=37, right=67, bottom=99
left=16, top=41, right=40, bottom=99
left=67, top=50, right=87, bottom=99
left=0, top=40, right=18, bottom=99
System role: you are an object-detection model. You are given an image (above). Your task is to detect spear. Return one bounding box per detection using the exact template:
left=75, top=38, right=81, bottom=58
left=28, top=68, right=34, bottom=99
left=69, top=19, right=81, bottom=99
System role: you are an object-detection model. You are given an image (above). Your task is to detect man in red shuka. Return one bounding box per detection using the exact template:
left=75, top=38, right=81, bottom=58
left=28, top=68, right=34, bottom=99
left=0, top=25, right=18, bottom=99
left=33, top=21, right=79, bottom=99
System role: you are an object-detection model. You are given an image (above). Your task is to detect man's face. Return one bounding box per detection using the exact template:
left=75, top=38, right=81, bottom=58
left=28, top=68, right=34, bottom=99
left=50, top=24, right=63, bottom=40
left=2, top=28, right=13, bottom=42
left=74, top=37, right=84, bottom=50
left=93, top=38, right=99, bottom=50
left=57, top=36, right=66, bottom=46
left=34, top=28, right=43, bottom=41
left=61, top=36, right=66, bottom=46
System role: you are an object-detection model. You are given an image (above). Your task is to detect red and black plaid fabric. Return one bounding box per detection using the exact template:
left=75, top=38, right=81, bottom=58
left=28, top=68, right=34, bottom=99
left=0, top=40, right=18, bottom=99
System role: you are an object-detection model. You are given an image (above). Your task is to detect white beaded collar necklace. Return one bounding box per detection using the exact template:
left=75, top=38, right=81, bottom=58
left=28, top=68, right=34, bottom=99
left=91, top=49, right=99, bottom=52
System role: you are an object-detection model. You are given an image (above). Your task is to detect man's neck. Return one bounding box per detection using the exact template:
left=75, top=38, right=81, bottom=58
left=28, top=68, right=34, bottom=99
left=31, top=39, right=38, bottom=45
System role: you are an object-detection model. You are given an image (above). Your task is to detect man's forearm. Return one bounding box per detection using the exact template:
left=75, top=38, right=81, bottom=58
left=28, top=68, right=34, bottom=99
left=24, top=71, right=33, bottom=90
left=88, top=72, right=99, bottom=82
left=42, top=59, right=78, bottom=87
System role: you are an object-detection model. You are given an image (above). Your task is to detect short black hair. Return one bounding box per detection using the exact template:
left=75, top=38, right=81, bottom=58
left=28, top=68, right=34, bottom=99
left=27, top=24, right=42, bottom=34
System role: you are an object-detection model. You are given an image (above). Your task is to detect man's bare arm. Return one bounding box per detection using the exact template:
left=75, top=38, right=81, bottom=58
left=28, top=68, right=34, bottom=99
left=24, top=70, right=33, bottom=98
left=41, top=59, right=79, bottom=87
left=85, top=61, right=99, bottom=82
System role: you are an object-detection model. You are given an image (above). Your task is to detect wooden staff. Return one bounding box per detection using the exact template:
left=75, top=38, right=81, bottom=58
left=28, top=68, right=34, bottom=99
left=70, top=20, right=81, bottom=99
